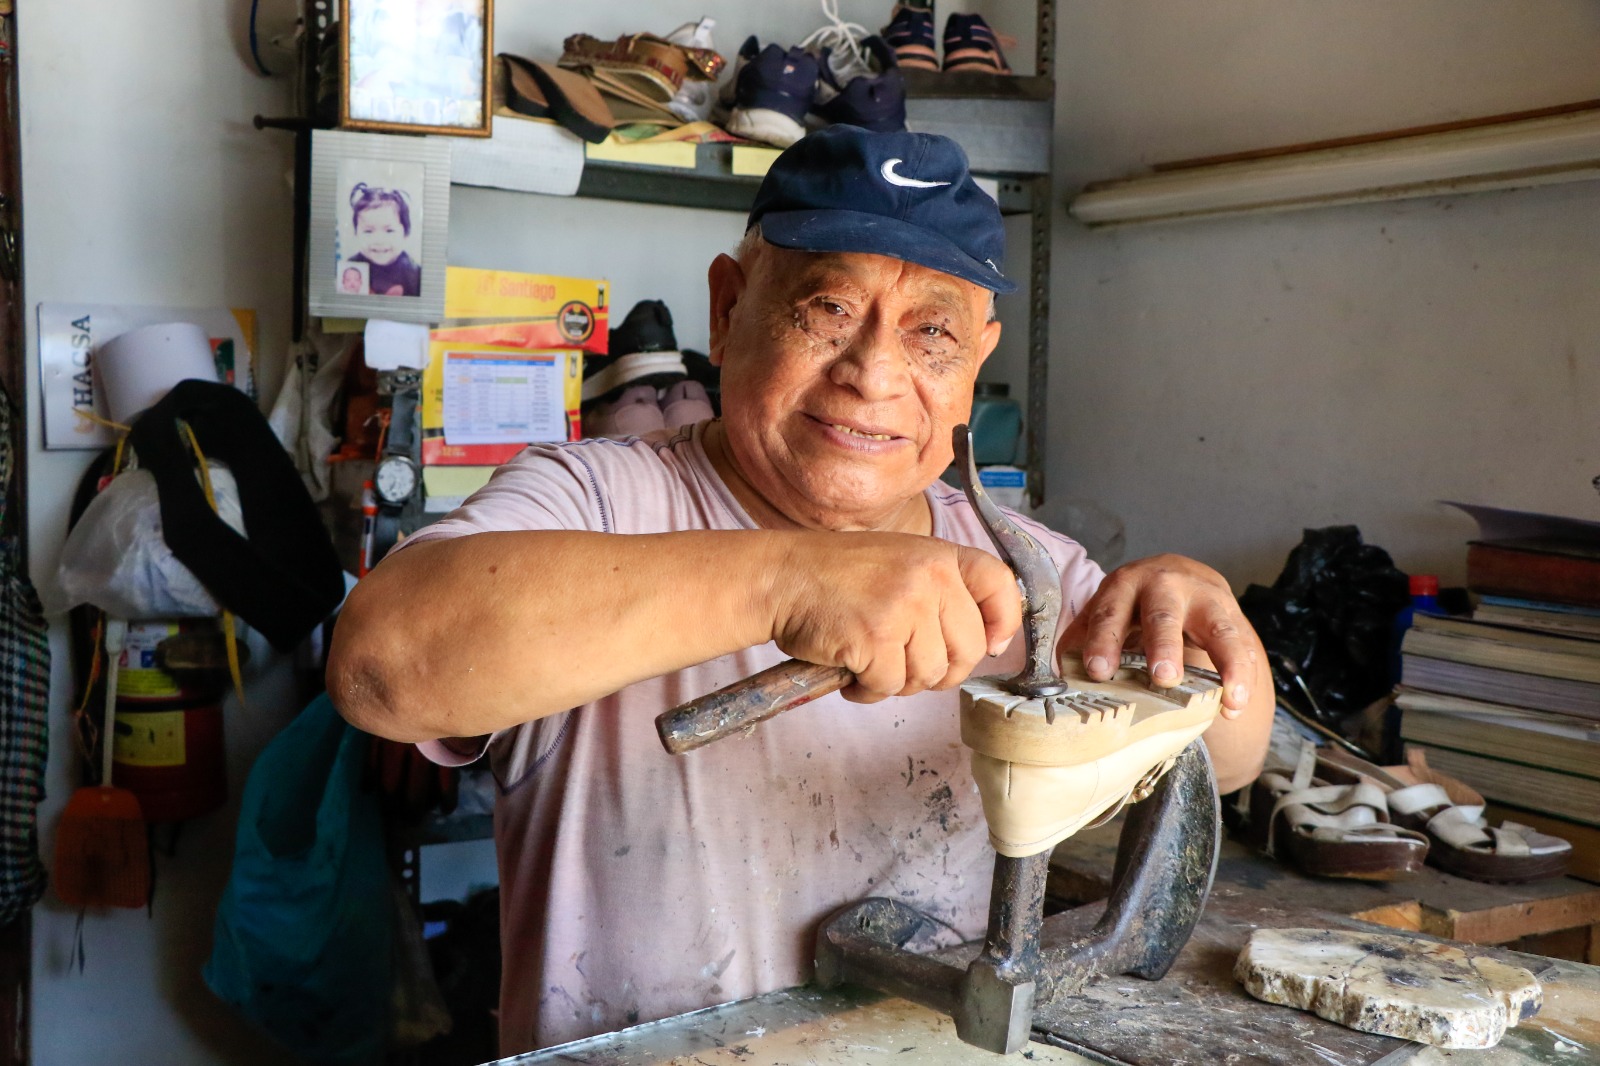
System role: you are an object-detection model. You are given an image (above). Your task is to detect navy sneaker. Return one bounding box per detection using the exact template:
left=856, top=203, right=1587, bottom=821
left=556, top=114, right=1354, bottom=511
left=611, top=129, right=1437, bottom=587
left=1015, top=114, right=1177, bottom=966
left=811, top=35, right=905, bottom=133
left=725, top=37, right=818, bottom=148
left=881, top=2, right=938, bottom=72
left=943, top=12, right=1011, bottom=75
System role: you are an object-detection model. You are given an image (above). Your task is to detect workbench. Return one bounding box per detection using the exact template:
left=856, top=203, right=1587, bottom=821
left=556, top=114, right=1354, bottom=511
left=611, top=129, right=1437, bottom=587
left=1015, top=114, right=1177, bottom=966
left=496, top=826, right=1600, bottom=1066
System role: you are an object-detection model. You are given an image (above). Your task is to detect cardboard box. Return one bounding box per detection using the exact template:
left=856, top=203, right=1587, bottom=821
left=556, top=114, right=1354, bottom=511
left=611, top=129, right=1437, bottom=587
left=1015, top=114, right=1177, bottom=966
left=443, top=266, right=609, bottom=355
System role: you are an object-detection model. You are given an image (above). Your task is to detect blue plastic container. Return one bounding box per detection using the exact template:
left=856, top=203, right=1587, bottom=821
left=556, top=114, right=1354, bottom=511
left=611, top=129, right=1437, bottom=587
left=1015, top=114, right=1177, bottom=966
left=970, top=382, right=1021, bottom=466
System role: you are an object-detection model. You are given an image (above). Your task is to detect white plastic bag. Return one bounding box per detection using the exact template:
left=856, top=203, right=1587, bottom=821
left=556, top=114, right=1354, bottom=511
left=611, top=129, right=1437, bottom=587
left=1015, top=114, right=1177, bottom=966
left=52, top=463, right=245, bottom=619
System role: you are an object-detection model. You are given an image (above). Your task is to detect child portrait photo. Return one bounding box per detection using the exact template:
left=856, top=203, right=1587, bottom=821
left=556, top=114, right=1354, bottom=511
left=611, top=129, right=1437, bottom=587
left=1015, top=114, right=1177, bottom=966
left=335, top=160, right=425, bottom=298
left=308, top=130, right=450, bottom=323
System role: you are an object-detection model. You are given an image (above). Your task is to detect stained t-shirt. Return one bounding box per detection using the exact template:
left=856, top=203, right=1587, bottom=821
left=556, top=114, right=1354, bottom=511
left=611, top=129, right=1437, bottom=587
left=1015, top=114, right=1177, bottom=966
left=405, top=422, right=1104, bottom=1054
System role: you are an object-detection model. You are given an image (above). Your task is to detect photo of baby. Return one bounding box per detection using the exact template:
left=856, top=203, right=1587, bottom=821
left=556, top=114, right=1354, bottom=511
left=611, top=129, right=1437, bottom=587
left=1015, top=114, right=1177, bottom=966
left=335, top=159, right=425, bottom=298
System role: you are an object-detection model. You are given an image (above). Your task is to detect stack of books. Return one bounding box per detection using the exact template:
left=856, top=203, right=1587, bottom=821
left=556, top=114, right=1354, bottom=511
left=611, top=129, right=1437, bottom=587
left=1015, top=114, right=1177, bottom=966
left=1395, top=504, right=1600, bottom=882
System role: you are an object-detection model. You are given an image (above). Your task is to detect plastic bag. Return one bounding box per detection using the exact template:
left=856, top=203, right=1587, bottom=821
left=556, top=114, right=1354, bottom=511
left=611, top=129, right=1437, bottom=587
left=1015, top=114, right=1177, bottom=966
left=204, top=694, right=392, bottom=1065
left=52, top=463, right=243, bottom=619
left=1238, top=526, right=1409, bottom=723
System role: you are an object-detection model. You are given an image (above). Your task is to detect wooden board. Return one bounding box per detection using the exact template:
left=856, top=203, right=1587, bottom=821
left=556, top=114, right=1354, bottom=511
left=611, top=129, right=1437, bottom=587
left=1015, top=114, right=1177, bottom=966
left=1050, top=823, right=1600, bottom=946
left=499, top=986, right=1097, bottom=1065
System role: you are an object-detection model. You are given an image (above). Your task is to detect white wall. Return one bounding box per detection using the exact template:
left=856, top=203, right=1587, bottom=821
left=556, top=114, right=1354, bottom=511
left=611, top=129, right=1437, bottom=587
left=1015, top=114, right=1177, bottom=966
left=1051, top=1, right=1600, bottom=586
left=20, top=3, right=301, bottom=1064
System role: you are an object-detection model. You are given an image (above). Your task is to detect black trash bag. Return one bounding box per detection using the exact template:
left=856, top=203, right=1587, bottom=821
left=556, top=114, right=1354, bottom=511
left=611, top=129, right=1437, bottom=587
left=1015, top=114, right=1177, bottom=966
left=1238, top=526, right=1409, bottom=725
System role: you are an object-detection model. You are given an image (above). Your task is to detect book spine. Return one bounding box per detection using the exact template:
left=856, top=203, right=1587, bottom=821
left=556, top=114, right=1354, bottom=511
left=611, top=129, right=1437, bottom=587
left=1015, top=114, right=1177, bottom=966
left=1399, top=707, right=1600, bottom=781
left=1400, top=655, right=1600, bottom=721
left=1414, top=744, right=1600, bottom=828
left=1467, top=543, right=1600, bottom=608
left=1400, top=628, right=1600, bottom=683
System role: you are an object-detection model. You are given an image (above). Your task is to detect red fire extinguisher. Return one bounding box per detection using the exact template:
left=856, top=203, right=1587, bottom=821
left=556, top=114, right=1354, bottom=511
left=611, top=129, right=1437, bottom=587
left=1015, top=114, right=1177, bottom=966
left=109, top=619, right=228, bottom=822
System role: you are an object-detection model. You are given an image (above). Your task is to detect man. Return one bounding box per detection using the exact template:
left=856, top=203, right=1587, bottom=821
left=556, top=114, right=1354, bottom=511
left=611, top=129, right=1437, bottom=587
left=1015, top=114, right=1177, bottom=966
left=329, top=126, right=1273, bottom=1055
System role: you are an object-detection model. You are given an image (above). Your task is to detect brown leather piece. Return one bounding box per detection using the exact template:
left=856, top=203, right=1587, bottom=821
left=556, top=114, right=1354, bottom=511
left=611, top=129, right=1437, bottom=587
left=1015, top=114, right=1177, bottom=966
left=499, top=54, right=616, bottom=144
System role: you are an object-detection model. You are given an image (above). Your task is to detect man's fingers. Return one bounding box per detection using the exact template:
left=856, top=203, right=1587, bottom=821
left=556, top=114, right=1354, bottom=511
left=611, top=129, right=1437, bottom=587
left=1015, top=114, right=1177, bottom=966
left=899, top=623, right=949, bottom=697
left=958, top=548, right=1023, bottom=657
left=1074, top=574, right=1137, bottom=681
left=1189, top=608, right=1259, bottom=718
left=936, top=592, right=988, bottom=691
left=1136, top=587, right=1189, bottom=688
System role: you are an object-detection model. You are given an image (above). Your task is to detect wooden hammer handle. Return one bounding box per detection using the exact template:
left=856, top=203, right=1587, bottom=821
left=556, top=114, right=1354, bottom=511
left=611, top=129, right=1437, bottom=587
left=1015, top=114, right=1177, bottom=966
left=655, top=659, right=853, bottom=755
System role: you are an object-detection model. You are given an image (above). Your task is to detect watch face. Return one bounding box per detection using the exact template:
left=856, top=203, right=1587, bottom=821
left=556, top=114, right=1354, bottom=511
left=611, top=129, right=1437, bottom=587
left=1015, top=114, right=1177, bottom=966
left=375, top=456, right=418, bottom=505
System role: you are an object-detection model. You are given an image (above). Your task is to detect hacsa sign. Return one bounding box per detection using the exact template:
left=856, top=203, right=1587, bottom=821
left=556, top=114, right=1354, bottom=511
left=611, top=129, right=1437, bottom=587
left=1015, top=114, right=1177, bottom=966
left=37, top=304, right=256, bottom=450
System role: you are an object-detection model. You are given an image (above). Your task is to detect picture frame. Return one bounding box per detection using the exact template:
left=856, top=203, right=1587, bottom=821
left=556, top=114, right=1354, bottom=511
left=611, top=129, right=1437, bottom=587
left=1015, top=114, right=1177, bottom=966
left=340, top=0, right=493, bottom=137
left=308, top=130, right=450, bottom=324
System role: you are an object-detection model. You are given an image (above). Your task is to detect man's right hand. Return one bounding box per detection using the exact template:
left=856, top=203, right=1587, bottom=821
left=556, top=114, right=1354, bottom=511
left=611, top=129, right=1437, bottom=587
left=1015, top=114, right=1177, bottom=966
left=766, top=532, right=1022, bottom=703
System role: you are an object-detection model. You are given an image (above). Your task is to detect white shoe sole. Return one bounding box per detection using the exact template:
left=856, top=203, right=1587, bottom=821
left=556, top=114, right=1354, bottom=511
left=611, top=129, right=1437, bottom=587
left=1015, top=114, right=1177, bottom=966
left=726, top=107, right=807, bottom=148
left=582, top=351, right=687, bottom=402
left=962, top=662, right=1223, bottom=857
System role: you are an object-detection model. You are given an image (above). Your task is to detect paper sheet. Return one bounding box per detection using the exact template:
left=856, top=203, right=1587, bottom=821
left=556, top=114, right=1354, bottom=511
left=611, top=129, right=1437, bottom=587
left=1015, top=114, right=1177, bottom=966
left=441, top=347, right=567, bottom=445
left=447, top=118, right=585, bottom=196
left=1442, top=501, right=1600, bottom=546
left=363, top=319, right=432, bottom=371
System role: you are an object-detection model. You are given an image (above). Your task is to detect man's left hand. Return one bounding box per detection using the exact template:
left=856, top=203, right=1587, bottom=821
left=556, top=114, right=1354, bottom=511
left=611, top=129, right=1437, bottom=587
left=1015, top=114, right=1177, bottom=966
left=1059, top=553, right=1261, bottom=719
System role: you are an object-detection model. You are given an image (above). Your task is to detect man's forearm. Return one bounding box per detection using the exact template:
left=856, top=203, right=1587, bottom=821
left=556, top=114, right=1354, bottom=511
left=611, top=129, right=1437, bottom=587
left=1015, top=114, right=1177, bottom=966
left=327, top=529, right=785, bottom=742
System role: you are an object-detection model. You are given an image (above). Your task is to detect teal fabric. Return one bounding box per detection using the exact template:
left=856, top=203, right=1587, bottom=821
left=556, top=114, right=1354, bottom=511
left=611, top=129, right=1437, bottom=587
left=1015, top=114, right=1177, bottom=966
left=204, top=694, right=391, bottom=1065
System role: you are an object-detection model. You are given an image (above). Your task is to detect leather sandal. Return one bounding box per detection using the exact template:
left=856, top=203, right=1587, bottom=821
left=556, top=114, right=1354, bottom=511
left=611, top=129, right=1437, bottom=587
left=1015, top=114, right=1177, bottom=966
left=559, top=33, right=722, bottom=104
left=1249, top=742, right=1429, bottom=881
left=1317, top=747, right=1572, bottom=884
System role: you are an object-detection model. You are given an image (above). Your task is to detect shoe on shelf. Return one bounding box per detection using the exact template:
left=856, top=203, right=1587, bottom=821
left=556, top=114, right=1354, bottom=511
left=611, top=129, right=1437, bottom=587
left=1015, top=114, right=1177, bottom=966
left=880, top=1, right=938, bottom=72
left=586, top=384, right=666, bottom=440
left=661, top=380, right=714, bottom=429
left=582, top=299, right=687, bottom=404
left=664, top=17, right=719, bottom=123
left=811, top=34, right=905, bottom=133
left=942, top=12, right=1011, bottom=75
left=724, top=36, right=818, bottom=148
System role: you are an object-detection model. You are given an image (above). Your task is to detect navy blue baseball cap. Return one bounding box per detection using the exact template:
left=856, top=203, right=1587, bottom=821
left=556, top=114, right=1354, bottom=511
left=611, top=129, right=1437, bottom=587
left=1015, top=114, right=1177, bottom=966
left=747, top=125, right=1017, bottom=295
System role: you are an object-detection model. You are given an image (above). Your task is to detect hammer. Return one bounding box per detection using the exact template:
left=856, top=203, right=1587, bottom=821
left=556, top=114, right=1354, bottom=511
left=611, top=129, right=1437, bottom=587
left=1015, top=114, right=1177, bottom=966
left=654, top=424, right=1062, bottom=755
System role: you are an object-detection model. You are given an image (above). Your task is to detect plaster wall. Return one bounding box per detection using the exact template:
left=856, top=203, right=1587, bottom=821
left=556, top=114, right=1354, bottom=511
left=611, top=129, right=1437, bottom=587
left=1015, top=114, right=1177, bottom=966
left=1049, top=1, right=1600, bottom=585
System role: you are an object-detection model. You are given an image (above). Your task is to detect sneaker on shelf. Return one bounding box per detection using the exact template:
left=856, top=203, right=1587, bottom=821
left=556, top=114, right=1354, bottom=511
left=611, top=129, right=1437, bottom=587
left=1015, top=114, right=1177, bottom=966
left=587, top=384, right=666, bottom=440
left=724, top=36, right=818, bottom=148
left=942, top=12, right=1011, bottom=75
left=664, top=17, right=719, bottom=123
left=811, top=34, right=905, bottom=133
left=880, top=1, right=938, bottom=72
left=800, top=0, right=872, bottom=83
left=582, top=299, right=688, bottom=404
left=660, top=380, right=714, bottom=429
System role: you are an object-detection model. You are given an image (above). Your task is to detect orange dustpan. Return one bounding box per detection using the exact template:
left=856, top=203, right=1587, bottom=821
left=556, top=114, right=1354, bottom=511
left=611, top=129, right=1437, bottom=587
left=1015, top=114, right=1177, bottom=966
left=54, top=618, right=150, bottom=909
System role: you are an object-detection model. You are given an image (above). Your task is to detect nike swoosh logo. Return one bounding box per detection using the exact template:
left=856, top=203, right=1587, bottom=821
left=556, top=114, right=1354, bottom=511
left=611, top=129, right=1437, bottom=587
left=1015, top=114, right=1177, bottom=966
left=880, top=158, right=951, bottom=189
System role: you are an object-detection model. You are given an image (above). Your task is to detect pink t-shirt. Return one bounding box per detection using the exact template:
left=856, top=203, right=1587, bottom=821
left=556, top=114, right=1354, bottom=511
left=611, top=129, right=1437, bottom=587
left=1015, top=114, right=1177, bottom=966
left=405, top=423, right=1103, bottom=1054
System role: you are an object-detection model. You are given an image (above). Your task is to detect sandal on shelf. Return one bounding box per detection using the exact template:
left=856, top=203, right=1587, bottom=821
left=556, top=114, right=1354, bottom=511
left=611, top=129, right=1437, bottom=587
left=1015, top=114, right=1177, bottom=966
left=1317, top=747, right=1572, bottom=884
left=1248, top=742, right=1429, bottom=881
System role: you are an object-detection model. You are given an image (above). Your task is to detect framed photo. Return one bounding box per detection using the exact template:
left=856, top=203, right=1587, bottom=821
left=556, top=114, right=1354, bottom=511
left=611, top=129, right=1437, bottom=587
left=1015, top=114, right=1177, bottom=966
left=308, top=130, right=450, bottom=323
left=340, top=0, right=493, bottom=137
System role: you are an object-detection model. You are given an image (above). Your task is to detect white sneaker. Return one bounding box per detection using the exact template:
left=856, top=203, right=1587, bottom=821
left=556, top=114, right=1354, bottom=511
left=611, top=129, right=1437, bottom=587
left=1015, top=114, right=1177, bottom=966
left=665, top=17, right=718, bottom=123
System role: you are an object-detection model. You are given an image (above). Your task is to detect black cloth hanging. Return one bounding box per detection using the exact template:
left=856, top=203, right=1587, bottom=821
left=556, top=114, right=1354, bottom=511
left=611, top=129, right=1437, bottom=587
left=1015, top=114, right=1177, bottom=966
left=128, top=379, right=343, bottom=651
